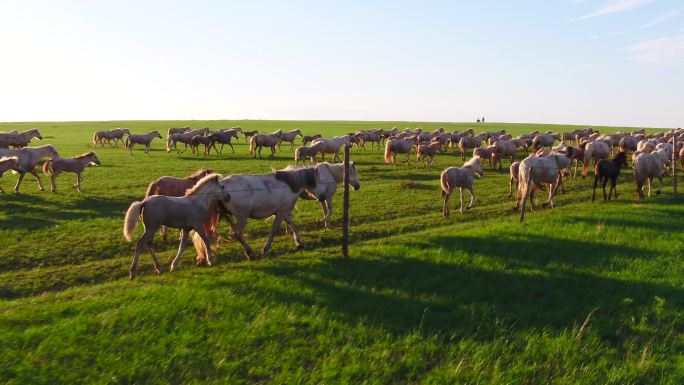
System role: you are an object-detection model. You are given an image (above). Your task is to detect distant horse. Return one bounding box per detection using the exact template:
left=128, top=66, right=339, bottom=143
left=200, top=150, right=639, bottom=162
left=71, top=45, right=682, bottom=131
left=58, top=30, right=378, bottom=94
left=592, top=150, right=628, bottom=201
left=492, top=140, right=518, bottom=169
left=278, top=129, right=302, bottom=149
left=0, top=156, right=24, bottom=193
left=210, top=130, right=239, bottom=154
left=93, top=128, right=130, bottom=147
left=298, top=162, right=361, bottom=228
left=145, top=169, right=215, bottom=240
left=166, top=132, right=197, bottom=153
left=125, top=131, right=162, bottom=155
left=302, top=134, right=322, bottom=146
left=294, top=142, right=324, bottom=165
left=356, top=131, right=383, bottom=150
left=582, top=140, right=611, bottom=177
left=124, top=174, right=229, bottom=279
left=0, top=129, right=43, bottom=149
left=458, top=134, right=487, bottom=161
left=633, top=153, right=663, bottom=199
left=242, top=129, right=259, bottom=142
left=192, top=166, right=328, bottom=262
left=249, top=130, right=282, bottom=158
left=42, top=151, right=101, bottom=193
left=167, top=126, right=190, bottom=138
left=384, top=137, right=416, bottom=164
left=0, top=144, right=59, bottom=193
left=440, top=156, right=484, bottom=217
left=532, top=133, right=559, bottom=151
left=312, top=135, right=351, bottom=162
left=189, top=135, right=217, bottom=155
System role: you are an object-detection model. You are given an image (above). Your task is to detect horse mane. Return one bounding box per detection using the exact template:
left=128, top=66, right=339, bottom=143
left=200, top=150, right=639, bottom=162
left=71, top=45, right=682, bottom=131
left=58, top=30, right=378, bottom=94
left=74, top=151, right=96, bottom=159
left=274, top=167, right=317, bottom=193
left=0, top=156, right=19, bottom=162
left=185, top=173, right=221, bottom=196
left=186, top=169, right=214, bottom=181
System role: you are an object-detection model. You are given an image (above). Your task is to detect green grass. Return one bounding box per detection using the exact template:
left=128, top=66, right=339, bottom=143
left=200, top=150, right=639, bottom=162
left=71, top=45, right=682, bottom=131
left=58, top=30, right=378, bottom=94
left=1, top=120, right=683, bottom=384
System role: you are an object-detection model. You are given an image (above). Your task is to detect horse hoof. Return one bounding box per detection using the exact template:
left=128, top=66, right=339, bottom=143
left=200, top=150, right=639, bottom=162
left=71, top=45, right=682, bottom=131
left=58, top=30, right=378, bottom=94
left=154, top=268, right=161, bottom=275
left=296, top=244, right=303, bottom=250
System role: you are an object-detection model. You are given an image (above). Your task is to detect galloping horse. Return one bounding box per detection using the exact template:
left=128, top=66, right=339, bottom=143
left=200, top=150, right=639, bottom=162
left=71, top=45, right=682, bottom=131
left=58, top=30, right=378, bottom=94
left=299, top=162, right=360, bottom=228
left=124, top=174, right=229, bottom=279
left=125, top=131, right=162, bottom=155
left=0, top=156, right=23, bottom=193
left=0, top=144, right=59, bottom=193
left=93, top=128, right=130, bottom=147
left=0, top=129, right=43, bottom=149
left=42, top=152, right=101, bottom=192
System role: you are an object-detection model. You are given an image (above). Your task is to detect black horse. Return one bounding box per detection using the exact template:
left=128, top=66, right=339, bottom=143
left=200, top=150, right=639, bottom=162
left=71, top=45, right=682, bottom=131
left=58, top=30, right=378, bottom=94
left=592, top=150, right=628, bottom=201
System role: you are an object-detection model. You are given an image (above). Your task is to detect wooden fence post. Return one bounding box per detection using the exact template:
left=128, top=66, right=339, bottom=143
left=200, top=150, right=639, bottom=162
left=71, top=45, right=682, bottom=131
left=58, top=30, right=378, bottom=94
left=519, top=166, right=533, bottom=223
left=342, top=143, right=350, bottom=258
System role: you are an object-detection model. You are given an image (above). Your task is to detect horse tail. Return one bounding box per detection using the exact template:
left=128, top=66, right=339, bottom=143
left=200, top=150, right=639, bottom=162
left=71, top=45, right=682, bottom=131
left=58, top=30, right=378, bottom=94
left=144, top=180, right=158, bottom=198
left=249, top=135, right=257, bottom=155
left=440, top=170, right=450, bottom=196
left=92, top=132, right=99, bottom=146
left=166, top=136, right=173, bottom=152
left=192, top=231, right=208, bottom=265
left=42, top=159, right=53, bottom=176
left=123, top=201, right=144, bottom=242
left=384, top=140, right=393, bottom=163
left=294, top=147, right=301, bottom=163
left=124, top=135, right=130, bottom=149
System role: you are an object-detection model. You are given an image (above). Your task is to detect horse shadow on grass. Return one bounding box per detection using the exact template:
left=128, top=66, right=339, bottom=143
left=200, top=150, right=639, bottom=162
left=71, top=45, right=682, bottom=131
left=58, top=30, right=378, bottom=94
left=215, top=234, right=683, bottom=341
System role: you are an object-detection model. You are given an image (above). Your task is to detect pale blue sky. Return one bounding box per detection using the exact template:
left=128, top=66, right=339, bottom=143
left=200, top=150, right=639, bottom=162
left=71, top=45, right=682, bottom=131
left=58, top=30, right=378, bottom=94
left=0, top=0, right=682, bottom=127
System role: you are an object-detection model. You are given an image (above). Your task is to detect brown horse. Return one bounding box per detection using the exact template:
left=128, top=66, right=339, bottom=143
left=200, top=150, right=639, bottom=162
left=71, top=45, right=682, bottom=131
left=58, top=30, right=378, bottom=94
left=124, top=174, right=229, bottom=279
left=125, top=131, right=162, bottom=155
left=42, top=152, right=101, bottom=192
left=189, top=135, right=217, bottom=155
left=592, top=150, right=628, bottom=201
left=311, top=136, right=351, bottom=162
left=0, top=145, right=59, bottom=193
left=145, top=169, right=215, bottom=240
left=0, top=129, right=43, bottom=149
left=302, top=134, right=322, bottom=146
left=249, top=130, right=282, bottom=158
left=93, top=128, right=130, bottom=147
left=242, top=129, right=259, bottom=141
left=0, top=156, right=24, bottom=193
left=210, top=130, right=239, bottom=154
left=415, top=141, right=442, bottom=167
left=167, top=127, right=190, bottom=138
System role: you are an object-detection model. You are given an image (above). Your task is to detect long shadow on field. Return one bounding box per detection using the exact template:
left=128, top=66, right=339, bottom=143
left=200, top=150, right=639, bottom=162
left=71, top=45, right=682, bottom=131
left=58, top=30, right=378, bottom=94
left=251, top=254, right=683, bottom=341
left=0, top=195, right=128, bottom=231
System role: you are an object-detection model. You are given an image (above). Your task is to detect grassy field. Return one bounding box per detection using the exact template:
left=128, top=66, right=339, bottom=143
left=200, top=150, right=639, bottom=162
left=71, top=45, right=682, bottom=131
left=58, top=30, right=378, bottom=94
left=1, top=120, right=683, bottom=384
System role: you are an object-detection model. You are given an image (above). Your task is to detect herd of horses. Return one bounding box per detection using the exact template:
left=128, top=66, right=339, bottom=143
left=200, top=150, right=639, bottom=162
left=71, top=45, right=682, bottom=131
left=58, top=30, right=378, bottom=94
left=1, top=124, right=682, bottom=279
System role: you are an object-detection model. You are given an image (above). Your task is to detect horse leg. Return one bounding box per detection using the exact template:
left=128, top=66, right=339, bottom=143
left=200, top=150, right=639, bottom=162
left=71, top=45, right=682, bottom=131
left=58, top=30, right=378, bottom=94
left=170, top=229, right=189, bottom=272
left=75, top=173, right=83, bottom=192
left=228, top=143, right=234, bottom=154
left=261, top=214, right=283, bottom=256
left=30, top=170, right=44, bottom=191
left=160, top=226, right=168, bottom=241
left=129, top=237, right=146, bottom=279
left=611, top=178, right=618, bottom=199
left=602, top=177, right=608, bottom=201
left=656, top=175, right=662, bottom=195
left=466, top=187, right=475, bottom=210
left=323, top=198, right=333, bottom=228
left=442, top=190, right=450, bottom=218
left=128, top=143, right=134, bottom=155
left=13, top=172, right=26, bottom=193
left=194, top=228, right=213, bottom=267
left=459, top=187, right=465, bottom=214
left=283, top=214, right=303, bottom=249
left=231, top=217, right=254, bottom=260
left=50, top=173, right=57, bottom=193
left=647, top=177, right=652, bottom=197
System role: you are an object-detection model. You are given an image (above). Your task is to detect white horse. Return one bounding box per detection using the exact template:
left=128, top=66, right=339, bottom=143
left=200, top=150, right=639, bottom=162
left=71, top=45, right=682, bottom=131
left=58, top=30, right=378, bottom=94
left=299, top=162, right=360, bottom=228
left=311, top=136, right=351, bottom=162
left=0, top=144, right=59, bottom=193
left=440, top=156, right=484, bottom=217
left=515, top=150, right=573, bottom=212
left=192, top=166, right=329, bottom=262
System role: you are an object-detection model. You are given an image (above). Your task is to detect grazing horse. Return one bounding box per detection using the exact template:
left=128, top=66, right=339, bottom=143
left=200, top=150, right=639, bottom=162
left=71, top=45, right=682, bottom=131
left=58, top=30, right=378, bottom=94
left=440, top=156, right=484, bottom=217
left=210, top=130, right=239, bottom=154
left=515, top=150, right=573, bottom=212
left=582, top=140, right=611, bottom=177
left=592, top=150, right=628, bottom=201
left=93, top=128, right=130, bottom=147
left=415, top=141, right=442, bottom=167
left=249, top=130, right=283, bottom=158
left=0, top=129, right=43, bottom=149
left=384, top=137, right=416, bottom=164
left=124, top=174, right=229, bottom=279
left=192, top=166, right=328, bottom=262
left=42, top=152, right=101, bottom=193
left=312, top=135, right=351, bottom=162
left=145, top=169, right=215, bottom=240
left=0, top=144, right=59, bottom=193
left=633, top=153, right=663, bottom=199
left=294, top=142, right=324, bottom=165
left=458, top=134, right=487, bottom=161
left=278, top=129, right=302, bottom=149
left=298, top=162, right=361, bottom=228
left=0, top=156, right=24, bottom=193
left=302, top=134, right=322, bottom=146
left=125, top=131, right=162, bottom=155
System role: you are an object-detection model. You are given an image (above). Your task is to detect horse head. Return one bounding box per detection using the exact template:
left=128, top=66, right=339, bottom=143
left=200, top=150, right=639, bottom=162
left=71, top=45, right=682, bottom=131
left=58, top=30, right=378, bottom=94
left=348, top=161, right=361, bottom=191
